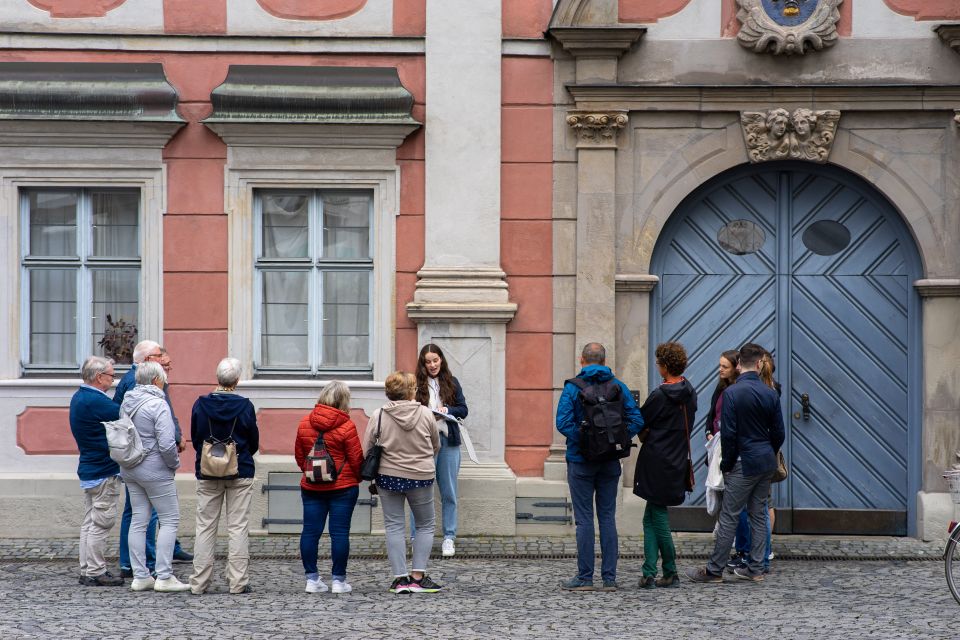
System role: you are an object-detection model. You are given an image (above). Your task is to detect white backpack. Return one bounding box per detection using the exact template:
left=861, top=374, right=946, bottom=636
left=103, top=399, right=153, bottom=469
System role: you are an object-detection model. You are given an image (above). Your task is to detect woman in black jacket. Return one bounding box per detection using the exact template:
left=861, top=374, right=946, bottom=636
left=412, top=343, right=468, bottom=557
left=633, top=342, right=697, bottom=589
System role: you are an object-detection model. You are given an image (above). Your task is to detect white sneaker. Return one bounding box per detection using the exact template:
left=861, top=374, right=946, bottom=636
left=153, top=576, right=191, bottom=593
left=130, top=577, right=155, bottom=592
left=305, top=578, right=329, bottom=593
left=442, top=538, right=455, bottom=557
left=331, top=579, right=352, bottom=594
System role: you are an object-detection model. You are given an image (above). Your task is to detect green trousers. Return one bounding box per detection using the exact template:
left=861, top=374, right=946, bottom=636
left=642, top=502, right=677, bottom=578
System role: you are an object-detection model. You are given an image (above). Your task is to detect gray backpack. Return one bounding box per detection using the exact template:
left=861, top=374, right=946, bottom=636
left=103, top=400, right=152, bottom=469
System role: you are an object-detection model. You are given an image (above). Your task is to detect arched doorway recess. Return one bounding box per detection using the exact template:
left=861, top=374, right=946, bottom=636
left=650, top=161, right=922, bottom=535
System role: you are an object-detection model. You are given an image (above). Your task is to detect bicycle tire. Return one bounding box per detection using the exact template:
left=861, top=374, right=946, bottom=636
left=945, top=524, right=960, bottom=605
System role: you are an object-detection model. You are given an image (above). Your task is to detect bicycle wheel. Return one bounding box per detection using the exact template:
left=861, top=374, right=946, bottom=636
left=945, top=525, right=960, bottom=605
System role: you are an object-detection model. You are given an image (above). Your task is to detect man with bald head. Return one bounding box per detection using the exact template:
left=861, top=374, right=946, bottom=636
left=556, top=342, right=644, bottom=592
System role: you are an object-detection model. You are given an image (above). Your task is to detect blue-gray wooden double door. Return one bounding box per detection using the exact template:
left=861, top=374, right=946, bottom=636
left=651, top=163, right=919, bottom=535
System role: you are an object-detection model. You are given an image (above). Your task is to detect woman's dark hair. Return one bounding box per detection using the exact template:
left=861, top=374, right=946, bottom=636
left=655, top=342, right=687, bottom=377
left=415, top=343, right=458, bottom=408
left=718, top=349, right=740, bottom=392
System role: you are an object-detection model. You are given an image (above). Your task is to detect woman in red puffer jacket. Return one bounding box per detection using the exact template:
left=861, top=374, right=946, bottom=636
left=294, top=381, right=364, bottom=595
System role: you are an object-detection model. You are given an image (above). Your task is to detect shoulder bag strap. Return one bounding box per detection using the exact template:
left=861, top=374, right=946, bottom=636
left=682, top=404, right=695, bottom=489
left=374, top=411, right=383, bottom=444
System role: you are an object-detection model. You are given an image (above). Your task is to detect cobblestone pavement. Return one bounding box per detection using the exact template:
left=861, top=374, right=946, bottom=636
left=0, top=556, right=957, bottom=639
left=0, top=533, right=946, bottom=561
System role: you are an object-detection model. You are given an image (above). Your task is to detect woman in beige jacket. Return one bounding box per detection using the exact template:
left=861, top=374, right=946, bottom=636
left=364, top=371, right=441, bottom=594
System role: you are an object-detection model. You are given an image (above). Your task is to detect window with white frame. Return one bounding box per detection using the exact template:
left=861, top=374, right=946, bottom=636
left=254, top=189, right=374, bottom=375
left=20, top=188, right=141, bottom=371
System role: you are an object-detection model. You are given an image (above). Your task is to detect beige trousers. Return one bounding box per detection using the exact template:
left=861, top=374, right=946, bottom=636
left=189, top=477, right=255, bottom=594
left=78, top=476, right=121, bottom=577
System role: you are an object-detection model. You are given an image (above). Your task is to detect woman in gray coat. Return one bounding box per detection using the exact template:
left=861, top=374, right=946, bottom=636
left=119, top=360, right=190, bottom=593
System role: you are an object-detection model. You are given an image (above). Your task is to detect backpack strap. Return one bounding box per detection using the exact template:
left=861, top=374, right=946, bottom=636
left=206, top=417, right=238, bottom=443
left=565, top=378, right=588, bottom=390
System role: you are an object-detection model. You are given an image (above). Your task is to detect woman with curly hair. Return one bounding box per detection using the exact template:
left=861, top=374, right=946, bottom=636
left=633, top=342, right=697, bottom=588
left=412, top=344, right=468, bottom=557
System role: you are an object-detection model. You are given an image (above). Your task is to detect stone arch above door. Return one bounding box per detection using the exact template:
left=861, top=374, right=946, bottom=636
left=626, top=116, right=945, bottom=279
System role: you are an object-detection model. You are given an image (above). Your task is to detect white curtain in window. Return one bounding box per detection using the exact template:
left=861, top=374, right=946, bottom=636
left=29, top=268, right=76, bottom=365
left=322, top=271, right=369, bottom=367
left=261, top=270, right=309, bottom=368
left=29, top=191, right=77, bottom=257
left=92, top=191, right=139, bottom=258
left=322, top=192, right=370, bottom=259
left=262, top=194, right=309, bottom=259
left=91, top=269, right=139, bottom=361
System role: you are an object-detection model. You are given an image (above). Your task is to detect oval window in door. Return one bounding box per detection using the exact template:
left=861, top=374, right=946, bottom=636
left=802, top=220, right=851, bottom=256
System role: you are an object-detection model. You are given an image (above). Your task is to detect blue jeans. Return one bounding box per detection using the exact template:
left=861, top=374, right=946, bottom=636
left=735, top=505, right=772, bottom=569
left=567, top=459, right=622, bottom=583
left=120, top=486, right=184, bottom=570
left=300, top=486, right=359, bottom=580
left=410, top=434, right=460, bottom=539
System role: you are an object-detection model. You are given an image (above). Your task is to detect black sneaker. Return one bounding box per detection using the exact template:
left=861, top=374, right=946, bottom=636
left=726, top=552, right=747, bottom=572
left=120, top=567, right=133, bottom=579
left=79, top=575, right=96, bottom=586
left=389, top=576, right=412, bottom=594
left=89, top=571, right=124, bottom=587
left=407, top=575, right=442, bottom=593
left=172, top=548, right=194, bottom=564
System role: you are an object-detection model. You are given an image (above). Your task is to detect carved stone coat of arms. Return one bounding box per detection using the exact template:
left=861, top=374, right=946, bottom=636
left=741, top=108, right=840, bottom=163
left=737, top=0, right=843, bottom=55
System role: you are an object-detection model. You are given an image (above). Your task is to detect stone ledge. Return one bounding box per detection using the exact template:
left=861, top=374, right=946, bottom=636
left=615, top=274, right=659, bottom=293
left=936, top=24, right=960, bottom=55
left=914, top=279, right=960, bottom=297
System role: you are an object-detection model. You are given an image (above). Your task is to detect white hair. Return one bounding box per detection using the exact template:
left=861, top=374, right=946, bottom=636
left=132, top=340, right=161, bottom=364
left=216, top=357, right=242, bottom=388
left=135, top=360, right=166, bottom=386
left=80, top=356, right=112, bottom=383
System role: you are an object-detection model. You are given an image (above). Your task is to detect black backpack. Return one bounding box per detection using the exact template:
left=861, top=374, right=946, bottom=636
left=304, top=432, right=344, bottom=484
left=566, top=377, right=633, bottom=462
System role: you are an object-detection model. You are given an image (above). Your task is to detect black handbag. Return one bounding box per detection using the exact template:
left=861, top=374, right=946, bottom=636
left=359, top=411, right=383, bottom=481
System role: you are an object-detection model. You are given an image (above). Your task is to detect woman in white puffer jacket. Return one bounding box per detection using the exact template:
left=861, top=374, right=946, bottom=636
left=119, top=360, right=189, bottom=593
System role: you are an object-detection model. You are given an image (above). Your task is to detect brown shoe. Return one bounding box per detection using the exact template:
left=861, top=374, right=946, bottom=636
left=684, top=567, right=723, bottom=584
left=655, top=574, right=680, bottom=588
left=733, top=567, right=764, bottom=582
left=89, top=571, right=124, bottom=587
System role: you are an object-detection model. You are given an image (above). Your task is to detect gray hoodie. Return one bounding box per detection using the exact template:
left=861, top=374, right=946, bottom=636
left=119, top=384, right=180, bottom=483
left=364, top=400, right=440, bottom=480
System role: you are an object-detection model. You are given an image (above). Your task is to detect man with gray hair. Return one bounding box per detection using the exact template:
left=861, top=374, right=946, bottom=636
left=69, top=356, right=124, bottom=586
left=116, top=340, right=192, bottom=576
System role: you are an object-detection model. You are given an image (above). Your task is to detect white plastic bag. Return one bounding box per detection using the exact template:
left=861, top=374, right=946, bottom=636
left=705, top=436, right=724, bottom=516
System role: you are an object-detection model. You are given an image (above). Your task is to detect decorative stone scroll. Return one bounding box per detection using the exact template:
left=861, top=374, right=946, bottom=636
left=736, top=0, right=843, bottom=55
left=566, top=111, right=628, bottom=146
left=740, top=108, right=840, bottom=163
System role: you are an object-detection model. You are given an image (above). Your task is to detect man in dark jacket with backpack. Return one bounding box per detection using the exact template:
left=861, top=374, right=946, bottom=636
left=556, top=342, right=644, bottom=591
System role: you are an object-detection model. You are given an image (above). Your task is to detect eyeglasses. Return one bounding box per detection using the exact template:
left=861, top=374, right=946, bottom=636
left=98, top=371, right=117, bottom=380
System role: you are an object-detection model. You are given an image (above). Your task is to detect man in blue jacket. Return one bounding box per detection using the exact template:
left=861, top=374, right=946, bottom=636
left=687, top=342, right=785, bottom=583
left=556, top=342, right=644, bottom=591
left=69, top=356, right=124, bottom=586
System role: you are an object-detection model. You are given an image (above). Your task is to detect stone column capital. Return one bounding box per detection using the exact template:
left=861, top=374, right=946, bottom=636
left=566, top=111, right=628, bottom=148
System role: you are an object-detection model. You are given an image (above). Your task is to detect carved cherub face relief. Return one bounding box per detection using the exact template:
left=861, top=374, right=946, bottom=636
left=765, top=109, right=791, bottom=138
left=792, top=108, right=817, bottom=137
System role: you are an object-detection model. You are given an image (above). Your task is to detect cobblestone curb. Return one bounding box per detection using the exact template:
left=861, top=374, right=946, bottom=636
left=0, top=533, right=945, bottom=562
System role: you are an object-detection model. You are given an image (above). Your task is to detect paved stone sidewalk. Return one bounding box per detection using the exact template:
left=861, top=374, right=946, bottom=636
left=0, top=533, right=945, bottom=561
left=0, top=558, right=956, bottom=639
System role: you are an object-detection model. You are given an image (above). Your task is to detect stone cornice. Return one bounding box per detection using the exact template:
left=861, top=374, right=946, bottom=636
left=936, top=24, right=960, bottom=55
left=565, top=84, right=960, bottom=113
left=914, top=279, right=960, bottom=298
left=204, top=122, right=419, bottom=149
left=0, top=120, right=182, bottom=148
left=549, top=27, right=646, bottom=58
left=407, top=268, right=518, bottom=324
left=204, top=65, right=419, bottom=126
left=615, top=274, right=659, bottom=293
left=0, top=61, right=182, bottom=123
left=566, top=110, right=628, bottom=147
